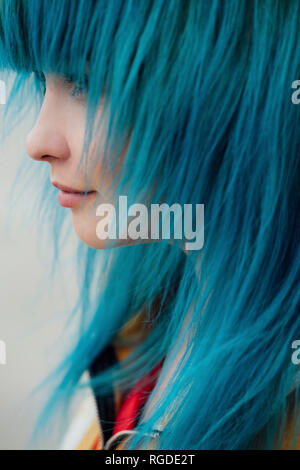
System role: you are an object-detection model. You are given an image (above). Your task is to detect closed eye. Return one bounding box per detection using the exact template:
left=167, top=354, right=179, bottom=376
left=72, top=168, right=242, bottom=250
left=62, top=74, right=89, bottom=98
left=33, top=70, right=89, bottom=99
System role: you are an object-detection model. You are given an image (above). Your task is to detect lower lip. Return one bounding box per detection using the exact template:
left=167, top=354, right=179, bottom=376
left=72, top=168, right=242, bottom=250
left=57, top=190, right=97, bottom=208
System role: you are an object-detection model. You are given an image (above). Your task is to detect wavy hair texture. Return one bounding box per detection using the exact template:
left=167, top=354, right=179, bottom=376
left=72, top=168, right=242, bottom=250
left=0, top=0, right=300, bottom=449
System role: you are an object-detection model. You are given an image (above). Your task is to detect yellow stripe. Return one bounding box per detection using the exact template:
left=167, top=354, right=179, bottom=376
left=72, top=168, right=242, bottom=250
left=76, top=418, right=102, bottom=450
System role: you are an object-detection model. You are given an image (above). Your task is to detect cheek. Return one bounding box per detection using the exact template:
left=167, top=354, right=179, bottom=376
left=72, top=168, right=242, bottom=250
left=86, top=105, right=131, bottom=191
left=86, top=135, right=125, bottom=195
left=64, top=100, right=87, bottom=159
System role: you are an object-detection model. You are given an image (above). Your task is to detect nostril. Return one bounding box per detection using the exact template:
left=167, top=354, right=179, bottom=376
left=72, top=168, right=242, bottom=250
left=40, top=155, right=59, bottom=163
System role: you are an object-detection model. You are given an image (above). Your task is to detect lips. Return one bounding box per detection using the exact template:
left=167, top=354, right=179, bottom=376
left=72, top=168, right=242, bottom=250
left=52, top=181, right=97, bottom=208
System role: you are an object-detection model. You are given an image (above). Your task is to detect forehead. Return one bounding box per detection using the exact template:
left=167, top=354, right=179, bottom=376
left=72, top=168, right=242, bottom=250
left=0, top=1, right=103, bottom=78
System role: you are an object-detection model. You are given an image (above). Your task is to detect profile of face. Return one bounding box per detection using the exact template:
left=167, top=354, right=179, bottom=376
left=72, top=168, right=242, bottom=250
left=26, top=74, right=193, bottom=253
left=26, top=73, right=127, bottom=249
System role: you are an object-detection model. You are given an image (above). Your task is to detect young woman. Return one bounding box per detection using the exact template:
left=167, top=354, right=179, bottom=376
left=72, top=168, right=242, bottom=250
left=0, top=0, right=299, bottom=450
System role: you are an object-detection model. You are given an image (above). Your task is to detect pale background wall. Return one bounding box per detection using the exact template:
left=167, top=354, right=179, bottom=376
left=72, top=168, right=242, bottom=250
left=0, top=77, right=82, bottom=449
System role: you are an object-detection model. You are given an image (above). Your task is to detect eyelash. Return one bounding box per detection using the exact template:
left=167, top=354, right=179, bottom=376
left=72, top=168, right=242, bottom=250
left=33, top=70, right=46, bottom=95
left=33, top=71, right=89, bottom=99
left=63, top=75, right=89, bottom=97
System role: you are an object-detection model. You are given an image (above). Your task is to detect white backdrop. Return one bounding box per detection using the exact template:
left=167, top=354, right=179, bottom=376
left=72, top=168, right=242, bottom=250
left=0, top=81, right=81, bottom=449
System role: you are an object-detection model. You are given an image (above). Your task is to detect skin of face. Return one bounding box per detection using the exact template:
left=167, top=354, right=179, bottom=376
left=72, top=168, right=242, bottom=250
left=26, top=74, right=129, bottom=249
left=26, top=74, right=187, bottom=253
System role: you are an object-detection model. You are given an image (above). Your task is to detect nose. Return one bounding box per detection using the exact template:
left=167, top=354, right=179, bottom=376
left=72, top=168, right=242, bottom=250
left=26, top=108, right=70, bottom=163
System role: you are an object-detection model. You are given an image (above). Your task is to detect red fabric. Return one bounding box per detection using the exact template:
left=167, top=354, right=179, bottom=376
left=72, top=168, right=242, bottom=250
left=113, top=362, right=163, bottom=435
left=91, top=436, right=100, bottom=450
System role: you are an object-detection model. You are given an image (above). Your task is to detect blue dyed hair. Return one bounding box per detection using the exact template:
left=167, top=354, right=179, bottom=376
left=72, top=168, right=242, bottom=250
left=0, top=0, right=300, bottom=450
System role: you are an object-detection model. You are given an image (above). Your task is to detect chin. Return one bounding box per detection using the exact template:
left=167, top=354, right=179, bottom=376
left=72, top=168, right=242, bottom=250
left=78, top=233, right=109, bottom=249
left=71, top=210, right=109, bottom=249
left=70, top=209, right=153, bottom=250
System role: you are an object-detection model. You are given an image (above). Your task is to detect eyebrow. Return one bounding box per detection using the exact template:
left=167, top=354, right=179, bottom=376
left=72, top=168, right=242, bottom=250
left=33, top=70, right=89, bottom=89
